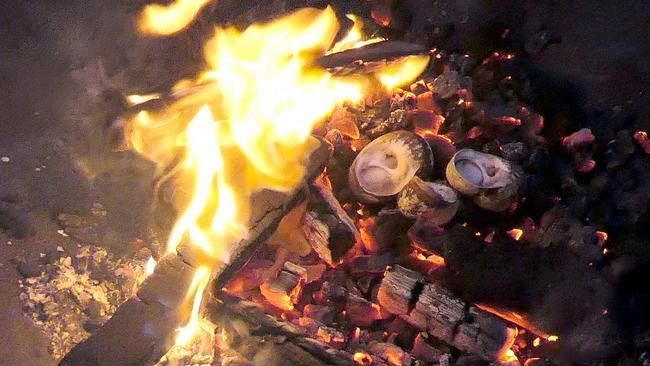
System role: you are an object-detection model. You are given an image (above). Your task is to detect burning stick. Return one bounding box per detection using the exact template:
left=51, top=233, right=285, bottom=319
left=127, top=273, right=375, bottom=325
left=377, top=265, right=517, bottom=362
left=59, top=141, right=330, bottom=366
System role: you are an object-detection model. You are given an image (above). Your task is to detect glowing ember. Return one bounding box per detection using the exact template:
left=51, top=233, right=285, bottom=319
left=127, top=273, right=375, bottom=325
left=547, top=335, right=559, bottom=342
left=476, top=304, right=556, bottom=341
left=507, top=228, right=523, bottom=241
left=532, top=337, right=541, bottom=347
left=127, top=3, right=428, bottom=346
left=353, top=351, right=373, bottom=365
left=633, top=130, right=650, bottom=153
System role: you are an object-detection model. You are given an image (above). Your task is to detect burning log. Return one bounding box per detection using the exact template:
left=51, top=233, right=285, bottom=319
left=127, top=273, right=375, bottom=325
left=59, top=140, right=330, bottom=366
left=209, top=294, right=357, bottom=366
left=377, top=265, right=517, bottom=362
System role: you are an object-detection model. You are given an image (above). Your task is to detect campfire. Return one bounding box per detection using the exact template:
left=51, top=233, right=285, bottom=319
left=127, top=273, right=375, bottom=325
left=12, top=0, right=650, bottom=366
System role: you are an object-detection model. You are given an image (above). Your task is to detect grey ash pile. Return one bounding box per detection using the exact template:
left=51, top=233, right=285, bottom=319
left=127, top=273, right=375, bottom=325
left=18, top=244, right=149, bottom=360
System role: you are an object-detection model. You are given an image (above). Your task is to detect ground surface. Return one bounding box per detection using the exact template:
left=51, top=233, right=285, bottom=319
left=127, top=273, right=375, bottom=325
left=0, top=0, right=648, bottom=365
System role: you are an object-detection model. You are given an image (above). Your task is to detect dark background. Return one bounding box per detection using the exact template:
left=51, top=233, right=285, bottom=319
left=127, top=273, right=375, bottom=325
left=0, top=0, right=648, bottom=364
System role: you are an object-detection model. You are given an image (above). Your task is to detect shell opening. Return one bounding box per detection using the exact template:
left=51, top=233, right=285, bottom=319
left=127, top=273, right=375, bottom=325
left=455, top=159, right=485, bottom=187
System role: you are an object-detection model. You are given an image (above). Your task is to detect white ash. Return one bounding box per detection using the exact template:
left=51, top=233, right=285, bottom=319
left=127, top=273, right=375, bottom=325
left=18, top=245, right=150, bottom=360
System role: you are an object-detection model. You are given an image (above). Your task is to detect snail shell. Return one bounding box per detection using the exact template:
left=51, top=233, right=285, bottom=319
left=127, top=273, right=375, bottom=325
left=397, top=177, right=460, bottom=225
left=350, top=131, right=433, bottom=203
left=445, top=149, right=523, bottom=211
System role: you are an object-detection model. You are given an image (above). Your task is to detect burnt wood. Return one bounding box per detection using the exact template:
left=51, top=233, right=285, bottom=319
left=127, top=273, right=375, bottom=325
left=209, top=293, right=356, bottom=366
left=304, top=211, right=334, bottom=266
left=309, top=179, right=359, bottom=262
left=377, top=265, right=517, bottom=362
left=317, top=41, right=427, bottom=70
left=59, top=139, right=330, bottom=366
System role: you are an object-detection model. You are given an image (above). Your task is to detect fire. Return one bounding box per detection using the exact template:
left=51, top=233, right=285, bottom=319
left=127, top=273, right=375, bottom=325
left=328, top=14, right=385, bottom=54
left=175, top=266, right=211, bottom=344
left=145, top=256, right=157, bottom=276
left=126, top=93, right=160, bottom=105
left=377, top=55, right=430, bottom=91
left=138, top=0, right=213, bottom=35
left=128, top=4, right=428, bottom=346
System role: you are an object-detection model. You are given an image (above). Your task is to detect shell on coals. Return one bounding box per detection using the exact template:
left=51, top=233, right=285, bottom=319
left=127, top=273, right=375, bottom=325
left=397, top=177, right=460, bottom=225
left=349, top=131, right=433, bottom=203
left=445, top=149, right=523, bottom=211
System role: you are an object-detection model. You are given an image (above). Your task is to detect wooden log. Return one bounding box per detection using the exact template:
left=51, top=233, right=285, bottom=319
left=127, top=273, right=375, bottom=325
left=309, top=178, right=359, bottom=262
left=59, top=140, right=330, bottom=366
left=209, top=294, right=356, bottom=366
left=377, top=266, right=517, bottom=362
left=303, top=211, right=334, bottom=266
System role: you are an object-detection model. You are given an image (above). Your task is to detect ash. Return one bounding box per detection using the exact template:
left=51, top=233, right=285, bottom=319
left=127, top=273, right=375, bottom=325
left=18, top=245, right=149, bottom=360
left=157, top=322, right=215, bottom=366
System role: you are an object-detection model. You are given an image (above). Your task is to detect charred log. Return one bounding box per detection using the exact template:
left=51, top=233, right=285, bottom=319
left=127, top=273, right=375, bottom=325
left=209, top=293, right=356, bottom=366
left=309, top=178, right=359, bottom=262
left=377, top=265, right=517, bottom=362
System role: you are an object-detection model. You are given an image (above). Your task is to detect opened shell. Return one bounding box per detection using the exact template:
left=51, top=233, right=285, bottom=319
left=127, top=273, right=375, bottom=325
left=349, top=130, right=433, bottom=203
left=445, top=149, right=523, bottom=211
left=397, top=177, right=460, bottom=225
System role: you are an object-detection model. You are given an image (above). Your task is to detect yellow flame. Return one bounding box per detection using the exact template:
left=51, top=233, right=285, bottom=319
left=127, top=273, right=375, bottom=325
left=138, top=0, right=213, bottom=35
left=175, top=266, right=211, bottom=345
left=145, top=256, right=157, bottom=276
left=377, top=54, right=430, bottom=91
left=127, top=93, right=161, bottom=105
left=129, top=5, right=429, bottom=346
left=328, top=14, right=384, bottom=54
left=500, top=349, right=519, bottom=364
